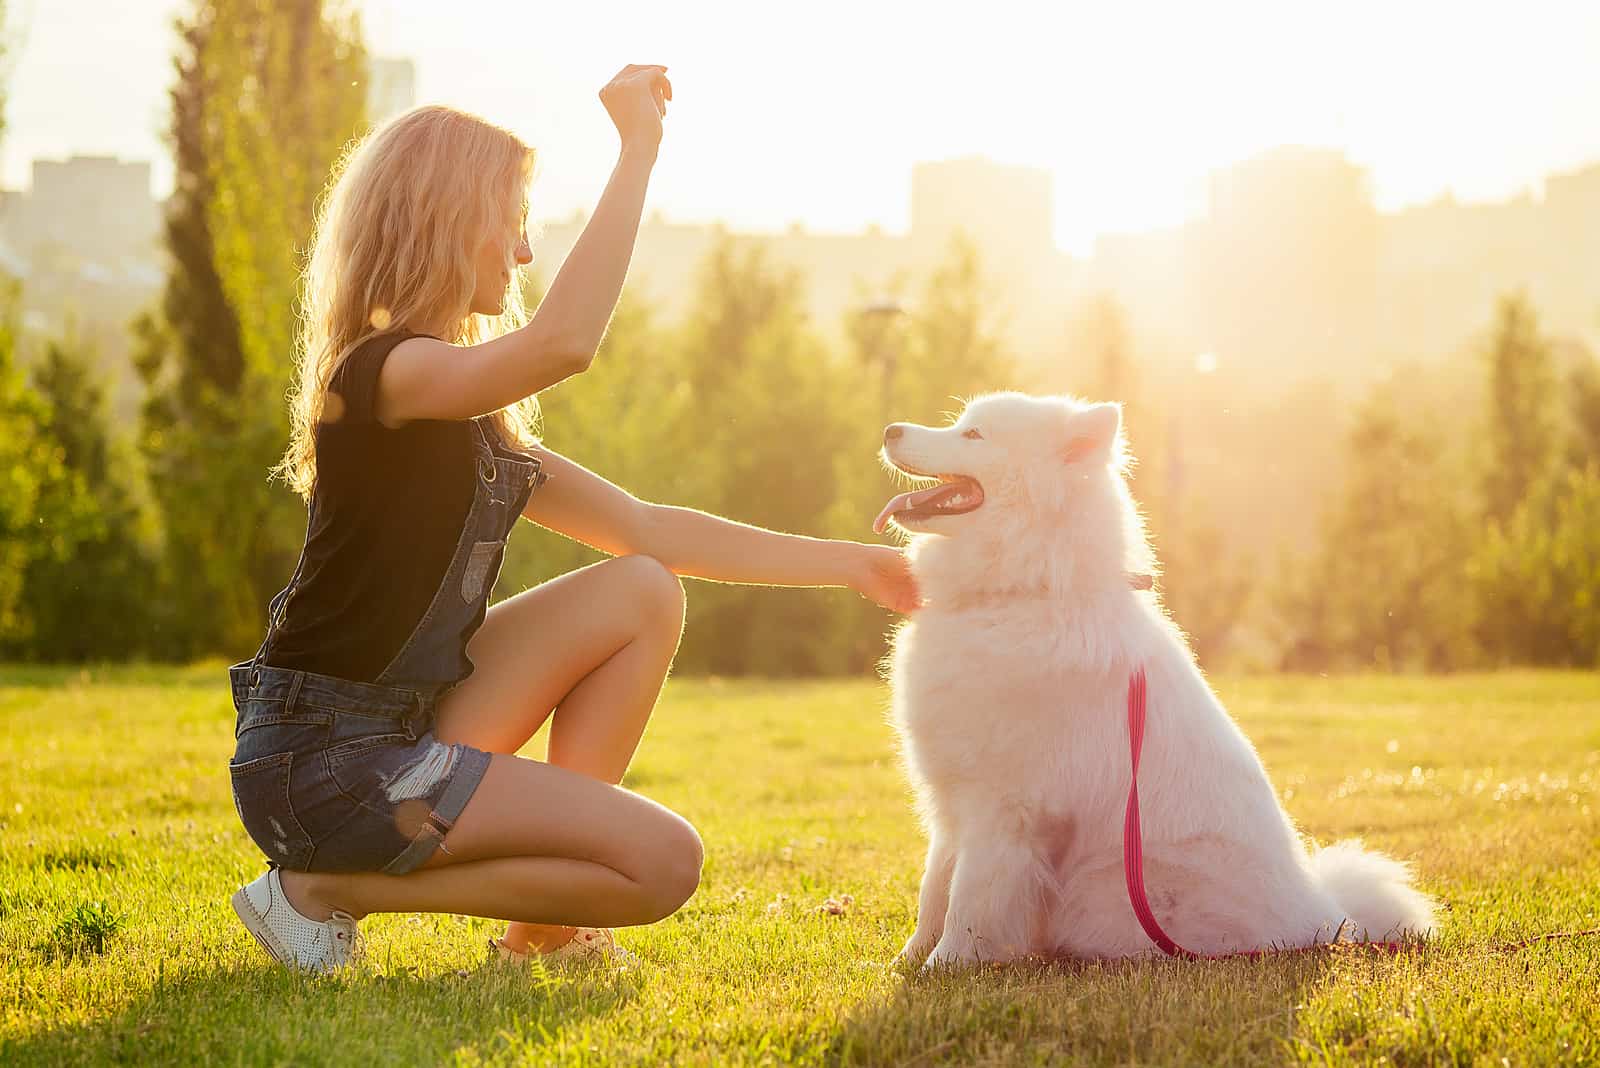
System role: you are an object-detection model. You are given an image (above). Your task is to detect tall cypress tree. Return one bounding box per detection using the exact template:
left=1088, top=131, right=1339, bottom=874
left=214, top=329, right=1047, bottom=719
left=137, top=1, right=366, bottom=657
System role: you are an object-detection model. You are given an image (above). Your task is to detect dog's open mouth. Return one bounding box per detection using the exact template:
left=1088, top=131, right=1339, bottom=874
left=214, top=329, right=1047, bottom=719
left=873, top=475, right=985, bottom=533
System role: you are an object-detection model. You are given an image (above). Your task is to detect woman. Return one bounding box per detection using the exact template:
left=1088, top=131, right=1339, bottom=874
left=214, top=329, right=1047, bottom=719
left=227, top=64, right=918, bottom=972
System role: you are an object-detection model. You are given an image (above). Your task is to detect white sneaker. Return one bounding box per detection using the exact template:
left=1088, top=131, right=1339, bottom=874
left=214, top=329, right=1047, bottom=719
left=489, top=927, right=637, bottom=967
left=231, top=868, right=360, bottom=973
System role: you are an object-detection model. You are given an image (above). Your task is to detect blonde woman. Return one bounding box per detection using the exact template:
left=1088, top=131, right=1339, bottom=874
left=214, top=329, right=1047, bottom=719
left=227, top=65, right=918, bottom=971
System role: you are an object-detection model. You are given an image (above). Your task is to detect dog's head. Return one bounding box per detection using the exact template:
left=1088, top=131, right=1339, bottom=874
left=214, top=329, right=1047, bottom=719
left=875, top=392, right=1125, bottom=538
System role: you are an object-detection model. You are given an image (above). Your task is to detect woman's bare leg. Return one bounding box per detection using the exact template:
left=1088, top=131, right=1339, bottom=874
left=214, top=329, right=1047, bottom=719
left=439, top=553, right=685, bottom=950
left=278, top=554, right=690, bottom=950
left=279, top=752, right=702, bottom=926
left=433, top=554, right=686, bottom=762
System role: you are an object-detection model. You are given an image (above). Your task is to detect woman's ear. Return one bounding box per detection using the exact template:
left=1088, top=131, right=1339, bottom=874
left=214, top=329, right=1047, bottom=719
left=1061, top=402, right=1122, bottom=464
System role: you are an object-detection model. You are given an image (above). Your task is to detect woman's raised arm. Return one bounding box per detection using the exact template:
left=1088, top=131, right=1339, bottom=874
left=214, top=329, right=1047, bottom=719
left=376, top=65, right=672, bottom=426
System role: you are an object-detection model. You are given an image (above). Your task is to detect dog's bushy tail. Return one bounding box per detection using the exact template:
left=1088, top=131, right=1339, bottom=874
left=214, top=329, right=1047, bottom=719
left=1308, top=840, right=1437, bottom=940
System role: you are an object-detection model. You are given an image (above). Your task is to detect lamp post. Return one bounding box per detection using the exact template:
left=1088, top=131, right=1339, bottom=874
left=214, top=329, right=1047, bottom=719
left=859, top=296, right=905, bottom=424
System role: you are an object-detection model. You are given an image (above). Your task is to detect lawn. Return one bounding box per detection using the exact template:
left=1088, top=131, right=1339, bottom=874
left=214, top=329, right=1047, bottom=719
left=2, top=665, right=1597, bottom=1066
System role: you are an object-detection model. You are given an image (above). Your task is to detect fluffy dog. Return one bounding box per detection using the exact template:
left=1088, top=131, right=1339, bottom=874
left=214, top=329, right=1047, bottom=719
left=877, top=392, right=1436, bottom=967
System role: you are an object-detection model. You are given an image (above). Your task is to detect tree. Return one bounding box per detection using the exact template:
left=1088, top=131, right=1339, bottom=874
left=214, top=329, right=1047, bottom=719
left=1468, top=296, right=1600, bottom=665
left=894, top=235, right=1016, bottom=426
left=1481, top=294, right=1559, bottom=525
left=814, top=239, right=1024, bottom=673
left=1564, top=346, right=1600, bottom=466
left=1471, top=464, right=1600, bottom=666
left=1157, top=516, right=1255, bottom=668
left=1278, top=387, right=1478, bottom=671
left=136, top=1, right=367, bottom=656
left=17, top=339, right=158, bottom=660
left=663, top=240, right=853, bottom=674
left=497, top=291, right=674, bottom=594
left=0, top=296, right=74, bottom=649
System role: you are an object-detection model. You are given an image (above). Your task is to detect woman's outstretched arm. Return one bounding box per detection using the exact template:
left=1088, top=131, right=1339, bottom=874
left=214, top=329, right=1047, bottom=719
left=524, top=449, right=920, bottom=614
left=377, top=65, right=672, bottom=425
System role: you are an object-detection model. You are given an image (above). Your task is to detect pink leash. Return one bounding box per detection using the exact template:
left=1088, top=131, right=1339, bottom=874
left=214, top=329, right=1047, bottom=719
left=1121, top=665, right=1407, bottom=960
left=1119, top=665, right=1600, bottom=961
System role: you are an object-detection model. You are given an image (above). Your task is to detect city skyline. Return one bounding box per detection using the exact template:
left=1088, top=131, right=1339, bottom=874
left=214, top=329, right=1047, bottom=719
left=5, top=1, right=1600, bottom=256
left=6, top=143, right=1597, bottom=394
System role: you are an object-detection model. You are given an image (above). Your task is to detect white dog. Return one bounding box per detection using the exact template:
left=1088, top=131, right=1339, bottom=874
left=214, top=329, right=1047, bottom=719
left=878, top=392, right=1436, bottom=967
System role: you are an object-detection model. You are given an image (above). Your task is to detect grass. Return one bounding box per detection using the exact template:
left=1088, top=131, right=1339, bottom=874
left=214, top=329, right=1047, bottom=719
left=1, top=664, right=1597, bottom=1066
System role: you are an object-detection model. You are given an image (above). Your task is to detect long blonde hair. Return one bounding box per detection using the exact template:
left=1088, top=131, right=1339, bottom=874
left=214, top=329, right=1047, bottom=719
left=277, top=104, right=540, bottom=500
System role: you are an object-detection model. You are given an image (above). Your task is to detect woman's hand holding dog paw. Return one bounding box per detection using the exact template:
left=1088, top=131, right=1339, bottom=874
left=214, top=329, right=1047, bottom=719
left=851, top=545, right=922, bottom=614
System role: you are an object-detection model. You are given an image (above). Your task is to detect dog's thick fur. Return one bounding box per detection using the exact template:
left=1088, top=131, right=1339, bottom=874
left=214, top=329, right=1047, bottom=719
left=882, top=393, right=1436, bottom=966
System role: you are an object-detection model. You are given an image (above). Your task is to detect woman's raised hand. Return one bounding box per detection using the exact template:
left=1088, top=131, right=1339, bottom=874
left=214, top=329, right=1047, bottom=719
left=600, top=65, right=672, bottom=155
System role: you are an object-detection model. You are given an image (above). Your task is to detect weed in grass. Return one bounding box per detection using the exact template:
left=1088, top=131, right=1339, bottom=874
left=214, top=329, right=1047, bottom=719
left=45, top=900, right=127, bottom=959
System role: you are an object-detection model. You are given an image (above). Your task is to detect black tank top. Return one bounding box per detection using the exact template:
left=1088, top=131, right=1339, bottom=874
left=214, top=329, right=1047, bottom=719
left=262, top=331, right=479, bottom=682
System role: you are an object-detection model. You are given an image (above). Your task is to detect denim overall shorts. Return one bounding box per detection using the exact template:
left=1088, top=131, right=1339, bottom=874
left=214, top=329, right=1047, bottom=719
left=227, top=419, right=546, bottom=875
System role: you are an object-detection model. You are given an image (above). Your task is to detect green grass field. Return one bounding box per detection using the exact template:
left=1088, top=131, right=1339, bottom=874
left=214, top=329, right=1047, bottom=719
left=2, top=666, right=1598, bottom=1066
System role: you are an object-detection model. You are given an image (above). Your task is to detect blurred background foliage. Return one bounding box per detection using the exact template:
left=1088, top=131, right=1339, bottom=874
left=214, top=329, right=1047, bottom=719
left=1, top=1, right=1597, bottom=674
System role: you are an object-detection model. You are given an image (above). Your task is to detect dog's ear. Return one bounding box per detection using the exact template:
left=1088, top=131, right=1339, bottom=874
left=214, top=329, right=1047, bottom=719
left=1062, top=402, right=1121, bottom=464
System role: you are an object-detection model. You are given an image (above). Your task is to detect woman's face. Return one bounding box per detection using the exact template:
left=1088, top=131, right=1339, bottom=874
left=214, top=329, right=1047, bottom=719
left=470, top=192, right=532, bottom=317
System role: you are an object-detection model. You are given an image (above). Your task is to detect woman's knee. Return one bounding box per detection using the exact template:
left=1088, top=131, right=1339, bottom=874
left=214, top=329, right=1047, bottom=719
left=637, top=812, right=703, bottom=921
left=611, top=554, right=685, bottom=628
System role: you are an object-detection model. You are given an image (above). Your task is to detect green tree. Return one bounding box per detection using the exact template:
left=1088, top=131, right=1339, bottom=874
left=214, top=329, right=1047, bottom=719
left=1158, top=517, right=1255, bottom=669
left=136, top=1, right=366, bottom=656
left=1565, top=349, right=1600, bottom=466
left=0, top=299, right=75, bottom=649
left=1481, top=294, right=1559, bottom=525
left=665, top=240, right=855, bottom=674
left=17, top=339, right=158, bottom=660
left=1471, top=464, right=1600, bottom=666
left=1279, top=387, right=1478, bottom=671
left=893, top=236, right=1015, bottom=425
left=1469, top=296, right=1600, bottom=665
left=824, top=238, right=1019, bottom=674
left=498, top=292, right=675, bottom=593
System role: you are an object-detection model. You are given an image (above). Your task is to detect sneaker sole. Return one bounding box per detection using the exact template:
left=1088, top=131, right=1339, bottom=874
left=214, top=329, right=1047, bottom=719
left=231, top=886, right=297, bottom=970
left=489, top=936, right=636, bottom=969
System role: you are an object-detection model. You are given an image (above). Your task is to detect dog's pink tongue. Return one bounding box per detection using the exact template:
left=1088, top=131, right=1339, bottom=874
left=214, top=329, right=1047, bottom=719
left=873, top=485, right=947, bottom=534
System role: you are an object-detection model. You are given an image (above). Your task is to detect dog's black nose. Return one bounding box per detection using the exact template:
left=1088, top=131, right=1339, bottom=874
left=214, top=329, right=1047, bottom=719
left=884, top=424, right=904, bottom=443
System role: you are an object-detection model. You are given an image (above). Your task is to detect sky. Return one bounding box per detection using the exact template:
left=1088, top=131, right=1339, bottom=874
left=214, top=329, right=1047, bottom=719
left=6, top=0, right=1600, bottom=256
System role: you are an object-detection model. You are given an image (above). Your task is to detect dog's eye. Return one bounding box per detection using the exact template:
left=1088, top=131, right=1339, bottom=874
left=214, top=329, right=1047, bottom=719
left=962, top=428, right=983, bottom=440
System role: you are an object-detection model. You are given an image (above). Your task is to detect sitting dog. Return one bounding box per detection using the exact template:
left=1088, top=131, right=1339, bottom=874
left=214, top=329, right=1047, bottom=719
left=877, top=392, right=1436, bottom=967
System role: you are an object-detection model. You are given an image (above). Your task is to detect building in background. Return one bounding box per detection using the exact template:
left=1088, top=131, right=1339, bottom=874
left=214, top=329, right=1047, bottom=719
left=532, top=155, right=1077, bottom=357
left=0, top=122, right=1593, bottom=418
left=1083, top=150, right=1600, bottom=386
left=0, top=155, right=162, bottom=416
left=8, top=155, right=160, bottom=267
left=1188, top=147, right=1380, bottom=378
left=910, top=156, right=1055, bottom=262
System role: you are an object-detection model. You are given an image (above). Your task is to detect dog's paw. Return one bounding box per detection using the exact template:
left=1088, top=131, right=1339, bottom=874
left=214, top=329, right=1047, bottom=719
left=921, top=937, right=980, bottom=971
left=895, top=931, right=937, bottom=967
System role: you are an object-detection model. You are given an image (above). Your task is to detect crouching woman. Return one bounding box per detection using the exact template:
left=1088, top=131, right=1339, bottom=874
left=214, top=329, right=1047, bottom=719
left=227, top=65, right=917, bottom=971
